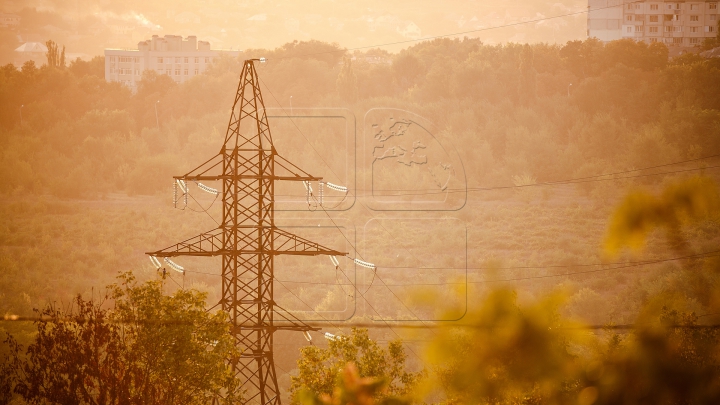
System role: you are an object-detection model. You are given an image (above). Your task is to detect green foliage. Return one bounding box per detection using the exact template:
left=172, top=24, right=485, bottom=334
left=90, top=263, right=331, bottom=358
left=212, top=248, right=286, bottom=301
left=296, top=363, right=408, bottom=405
left=290, top=328, right=422, bottom=403
left=68, top=55, right=105, bottom=79
left=3, top=272, right=240, bottom=405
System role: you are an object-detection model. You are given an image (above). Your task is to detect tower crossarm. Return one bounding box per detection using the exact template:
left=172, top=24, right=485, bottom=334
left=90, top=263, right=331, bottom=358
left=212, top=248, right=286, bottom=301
left=273, top=228, right=347, bottom=256
left=146, top=227, right=346, bottom=257
left=174, top=175, right=323, bottom=181
left=146, top=228, right=223, bottom=257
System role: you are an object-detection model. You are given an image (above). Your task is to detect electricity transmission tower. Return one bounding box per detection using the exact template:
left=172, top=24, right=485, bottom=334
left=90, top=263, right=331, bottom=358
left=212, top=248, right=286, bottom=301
left=147, top=59, right=346, bottom=404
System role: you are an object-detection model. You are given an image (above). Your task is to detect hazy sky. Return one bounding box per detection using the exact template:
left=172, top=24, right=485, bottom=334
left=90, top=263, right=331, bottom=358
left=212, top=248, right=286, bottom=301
left=4, top=0, right=588, bottom=53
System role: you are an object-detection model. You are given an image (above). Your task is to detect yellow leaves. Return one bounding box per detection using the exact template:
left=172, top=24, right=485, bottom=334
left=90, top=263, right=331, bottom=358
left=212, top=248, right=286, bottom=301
left=605, top=176, right=720, bottom=255
left=578, top=386, right=599, bottom=405
left=422, top=288, right=584, bottom=403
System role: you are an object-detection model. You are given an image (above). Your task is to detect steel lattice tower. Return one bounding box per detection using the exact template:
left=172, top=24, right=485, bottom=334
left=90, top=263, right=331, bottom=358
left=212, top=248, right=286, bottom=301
left=147, top=59, right=345, bottom=404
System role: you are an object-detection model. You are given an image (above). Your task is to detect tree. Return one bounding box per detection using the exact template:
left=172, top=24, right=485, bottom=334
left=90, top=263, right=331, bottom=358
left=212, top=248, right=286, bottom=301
left=45, top=40, right=65, bottom=68
left=518, top=44, right=537, bottom=102
left=336, top=57, right=358, bottom=103
left=296, top=363, right=408, bottom=405
left=290, top=328, right=422, bottom=404
left=391, top=53, right=423, bottom=89
left=4, top=272, right=241, bottom=405
left=68, top=56, right=105, bottom=79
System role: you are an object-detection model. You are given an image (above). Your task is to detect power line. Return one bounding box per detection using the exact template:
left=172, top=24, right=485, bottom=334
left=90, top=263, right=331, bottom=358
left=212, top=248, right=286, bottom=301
left=372, top=163, right=720, bottom=197
left=183, top=249, right=720, bottom=287
left=5, top=314, right=719, bottom=331
left=265, top=1, right=644, bottom=61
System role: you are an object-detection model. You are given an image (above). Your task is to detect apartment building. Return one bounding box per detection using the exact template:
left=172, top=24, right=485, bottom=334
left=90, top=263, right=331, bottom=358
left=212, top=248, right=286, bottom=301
left=0, top=13, right=20, bottom=29
left=104, top=35, right=241, bottom=91
left=588, top=1, right=719, bottom=47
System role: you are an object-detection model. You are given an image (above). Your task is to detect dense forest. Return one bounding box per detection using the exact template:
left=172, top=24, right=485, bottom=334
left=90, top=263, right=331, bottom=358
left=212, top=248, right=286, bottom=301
left=1, top=38, right=720, bottom=197
left=2, top=37, right=720, bottom=404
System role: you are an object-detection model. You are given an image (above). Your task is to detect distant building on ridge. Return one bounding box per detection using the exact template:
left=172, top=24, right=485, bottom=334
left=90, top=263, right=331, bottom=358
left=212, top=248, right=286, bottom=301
left=588, top=1, right=719, bottom=49
left=14, top=42, right=48, bottom=67
left=104, top=35, right=241, bottom=91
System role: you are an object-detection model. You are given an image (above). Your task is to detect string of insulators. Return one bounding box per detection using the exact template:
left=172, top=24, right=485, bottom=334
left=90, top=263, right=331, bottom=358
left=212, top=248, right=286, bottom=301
left=329, top=255, right=340, bottom=269
left=303, top=181, right=314, bottom=195
left=197, top=182, right=219, bottom=195
left=353, top=258, right=376, bottom=270
left=177, top=179, right=187, bottom=193
left=325, top=182, right=348, bottom=193
left=303, top=331, right=312, bottom=342
left=164, top=257, right=185, bottom=273
left=174, top=179, right=188, bottom=208
left=319, top=182, right=323, bottom=206
left=303, top=181, right=313, bottom=206
left=324, top=332, right=338, bottom=341
left=149, top=256, right=162, bottom=269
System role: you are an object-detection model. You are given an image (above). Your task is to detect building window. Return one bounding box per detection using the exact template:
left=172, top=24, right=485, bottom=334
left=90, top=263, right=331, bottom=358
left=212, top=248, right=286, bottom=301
left=664, top=25, right=673, bottom=32
left=173, top=57, right=179, bottom=63
left=710, top=26, right=717, bottom=32
left=133, top=57, right=139, bottom=63
left=650, top=15, right=659, bottom=22
left=627, top=26, right=632, bottom=33
left=673, top=38, right=683, bottom=44
left=690, top=38, right=700, bottom=44
left=711, top=3, right=718, bottom=10
left=635, top=25, right=644, bottom=32
left=194, top=69, right=199, bottom=75
left=635, top=4, right=640, bottom=9
left=691, top=4, right=698, bottom=10
left=110, top=56, right=115, bottom=62
left=158, top=57, right=163, bottom=63
left=711, top=15, right=717, bottom=21
left=635, top=15, right=643, bottom=21
left=184, top=69, right=188, bottom=75
left=194, top=57, right=199, bottom=63
left=184, top=57, right=188, bottom=63
left=649, top=37, right=658, bottom=43
left=664, top=14, right=673, bottom=21
left=135, top=70, right=140, bottom=75
left=626, top=15, right=632, bottom=21
left=691, top=15, right=699, bottom=21
left=691, top=26, right=699, bottom=32
left=204, top=57, right=210, bottom=63
left=649, top=26, right=659, bottom=32
left=174, top=69, right=179, bottom=75
left=650, top=4, right=658, bottom=10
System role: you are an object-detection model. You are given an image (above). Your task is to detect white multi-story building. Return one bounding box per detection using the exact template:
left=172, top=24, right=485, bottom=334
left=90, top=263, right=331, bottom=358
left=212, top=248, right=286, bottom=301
left=104, top=35, right=241, bottom=91
left=588, top=1, right=719, bottom=48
